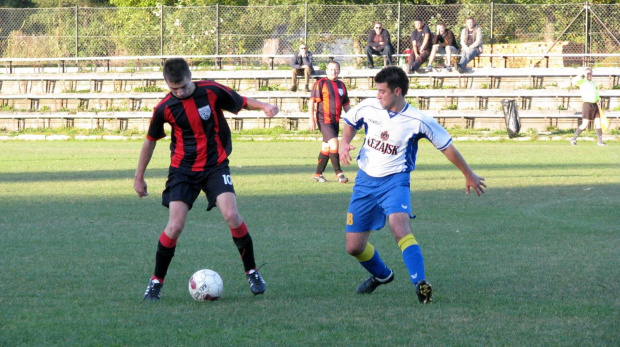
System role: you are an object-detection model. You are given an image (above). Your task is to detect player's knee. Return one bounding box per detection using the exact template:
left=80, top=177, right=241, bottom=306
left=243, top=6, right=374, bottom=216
left=165, top=222, right=184, bottom=238
left=221, top=210, right=242, bottom=228
left=346, top=243, right=364, bottom=256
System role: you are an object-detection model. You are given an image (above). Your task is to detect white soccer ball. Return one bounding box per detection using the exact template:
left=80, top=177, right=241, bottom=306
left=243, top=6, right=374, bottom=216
left=189, top=269, right=223, bottom=301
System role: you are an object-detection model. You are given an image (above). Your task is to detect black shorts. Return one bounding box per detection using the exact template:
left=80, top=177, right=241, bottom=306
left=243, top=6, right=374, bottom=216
left=582, top=102, right=600, bottom=121
left=318, top=121, right=339, bottom=142
left=162, top=162, right=235, bottom=211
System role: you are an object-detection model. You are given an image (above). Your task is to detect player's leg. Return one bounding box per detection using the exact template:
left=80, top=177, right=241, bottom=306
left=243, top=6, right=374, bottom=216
left=144, top=170, right=199, bottom=301
left=320, top=122, right=347, bottom=183
left=571, top=103, right=593, bottom=145
left=593, top=107, right=605, bottom=145
left=314, top=137, right=330, bottom=182
left=381, top=173, right=432, bottom=302
left=211, top=168, right=266, bottom=296
left=346, top=176, right=394, bottom=293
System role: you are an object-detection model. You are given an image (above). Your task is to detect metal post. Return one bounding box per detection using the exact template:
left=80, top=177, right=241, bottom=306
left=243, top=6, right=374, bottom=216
left=397, top=2, right=401, bottom=56
left=216, top=4, right=220, bottom=55
left=583, top=1, right=590, bottom=66
left=75, top=6, right=78, bottom=59
left=304, top=2, right=308, bottom=45
left=160, top=4, right=164, bottom=56
left=490, top=1, right=494, bottom=65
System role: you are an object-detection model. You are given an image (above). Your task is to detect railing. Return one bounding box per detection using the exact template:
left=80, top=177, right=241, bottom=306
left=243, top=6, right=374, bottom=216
left=2, top=53, right=620, bottom=74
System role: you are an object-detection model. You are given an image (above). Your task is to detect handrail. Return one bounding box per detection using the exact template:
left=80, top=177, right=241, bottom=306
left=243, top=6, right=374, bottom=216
left=1, top=53, right=619, bottom=73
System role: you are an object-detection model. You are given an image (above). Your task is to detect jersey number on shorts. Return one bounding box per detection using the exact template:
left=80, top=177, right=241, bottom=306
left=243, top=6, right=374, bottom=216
left=346, top=213, right=354, bottom=225
left=222, top=174, right=233, bottom=186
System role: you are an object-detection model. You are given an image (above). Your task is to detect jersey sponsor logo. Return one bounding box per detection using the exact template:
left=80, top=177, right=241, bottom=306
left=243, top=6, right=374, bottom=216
left=338, top=88, right=344, bottom=96
left=198, top=105, right=211, bottom=121
left=366, top=118, right=381, bottom=125
left=366, top=137, right=398, bottom=155
left=380, top=131, right=389, bottom=141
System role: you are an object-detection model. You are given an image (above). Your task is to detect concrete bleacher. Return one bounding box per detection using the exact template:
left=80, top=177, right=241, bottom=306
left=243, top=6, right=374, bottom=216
left=1, top=65, right=619, bottom=132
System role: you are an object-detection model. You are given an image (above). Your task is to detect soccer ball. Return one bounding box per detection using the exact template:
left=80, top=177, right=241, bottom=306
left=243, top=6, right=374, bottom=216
left=189, top=269, right=223, bottom=301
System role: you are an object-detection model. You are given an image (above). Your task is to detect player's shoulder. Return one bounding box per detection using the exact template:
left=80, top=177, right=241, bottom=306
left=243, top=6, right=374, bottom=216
left=399, top=104, right=438, bottom=123
left=153, top=93, right=175, bottom=111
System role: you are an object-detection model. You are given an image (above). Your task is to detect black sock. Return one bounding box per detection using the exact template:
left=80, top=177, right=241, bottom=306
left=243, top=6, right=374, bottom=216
left=154, top=241, right=176, bottom=280
left=329, top=152, right=342, bottom=175
left=316, top=152, right=329, bottom=175
left=572, top=127, right=583, bottom=139
left=233, top=233, right=256, bottom=272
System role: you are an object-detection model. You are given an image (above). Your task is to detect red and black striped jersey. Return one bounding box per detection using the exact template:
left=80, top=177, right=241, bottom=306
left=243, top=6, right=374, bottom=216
left=147, top=81, right=246, bottom=171
left=309, top=78, right=350, bottom=124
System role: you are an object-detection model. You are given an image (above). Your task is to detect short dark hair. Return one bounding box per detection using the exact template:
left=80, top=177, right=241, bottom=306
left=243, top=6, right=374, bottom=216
left=375, top=66, right=409, bottom=96
left=163, top=58, right=191, bottom=84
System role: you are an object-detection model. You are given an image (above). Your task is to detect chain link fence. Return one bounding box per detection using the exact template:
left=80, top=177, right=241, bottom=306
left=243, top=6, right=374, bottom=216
left=1, top=2, right=618, bottom=68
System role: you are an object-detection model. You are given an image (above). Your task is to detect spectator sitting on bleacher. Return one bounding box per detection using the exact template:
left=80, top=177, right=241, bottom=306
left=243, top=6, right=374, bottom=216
left=425, top=23, right=459, bottom=72
left=365, top=21, right=394, bottom=69
left=290, top=44, right=314, bottom=92
left=456, top=17, right=483, bottom=73
left=407, top=18, right=432, bottom=73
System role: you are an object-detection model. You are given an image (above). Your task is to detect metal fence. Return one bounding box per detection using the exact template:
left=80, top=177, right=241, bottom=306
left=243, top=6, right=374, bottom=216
left=1, top=2, right=618, bottom=67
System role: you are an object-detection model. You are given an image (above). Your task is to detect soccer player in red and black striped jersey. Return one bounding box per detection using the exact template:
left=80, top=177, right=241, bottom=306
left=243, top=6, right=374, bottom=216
left=134, top=58, right=278, bottom=301
left=309, top=61, right=351, bottom=183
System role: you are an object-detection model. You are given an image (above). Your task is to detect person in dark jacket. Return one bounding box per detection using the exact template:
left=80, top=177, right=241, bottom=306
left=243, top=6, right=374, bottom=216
left=425, top=23, right=459, bottom=72
left=290, top=44, right=314, bottom=92
left=407, top=18, right=432, bottom=73
left=365, top=21, right=394, bottom=69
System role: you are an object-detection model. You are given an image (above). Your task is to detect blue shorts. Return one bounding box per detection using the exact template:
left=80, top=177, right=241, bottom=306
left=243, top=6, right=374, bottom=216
left=345, top=170, right=415, bottom=233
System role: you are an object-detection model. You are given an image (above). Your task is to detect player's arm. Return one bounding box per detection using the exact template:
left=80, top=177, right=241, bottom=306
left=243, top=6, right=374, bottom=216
left=244, top=97, right=278, bottom=118
left=308, top=99, right=316, bottom=131
left=339, top=123, right=358, bottom=167
left=134, top=138, right=157, bottom=198
left=440, top=144, right=486, bottom=196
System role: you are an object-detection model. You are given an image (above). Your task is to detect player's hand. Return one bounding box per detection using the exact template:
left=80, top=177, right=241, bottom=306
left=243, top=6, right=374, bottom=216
left=339, top=143, right=356, bottom=166
left=262, top=104, right=279, bottom=118
left=308, top=117, right=316, bottom=131
left=134, top=178, right=149, bottom=198
left=465, top=173, right=486, bottom=196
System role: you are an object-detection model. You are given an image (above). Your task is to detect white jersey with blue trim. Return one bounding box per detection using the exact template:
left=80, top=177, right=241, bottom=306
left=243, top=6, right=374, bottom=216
left=343, top=98, right=452, bottom=177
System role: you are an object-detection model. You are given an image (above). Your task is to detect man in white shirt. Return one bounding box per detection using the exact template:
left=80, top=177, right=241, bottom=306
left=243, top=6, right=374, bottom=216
left=339, top=66, right=486, bottom=303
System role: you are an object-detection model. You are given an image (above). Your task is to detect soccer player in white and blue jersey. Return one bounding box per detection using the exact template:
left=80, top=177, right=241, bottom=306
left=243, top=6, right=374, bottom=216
left=339, top=66, right=486, bottom=303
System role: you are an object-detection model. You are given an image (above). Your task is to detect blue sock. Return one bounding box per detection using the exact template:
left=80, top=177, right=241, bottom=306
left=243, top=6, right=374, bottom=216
left=354, top=243, right=392, bottom=279
left=399, top=234, right=425, bottom=284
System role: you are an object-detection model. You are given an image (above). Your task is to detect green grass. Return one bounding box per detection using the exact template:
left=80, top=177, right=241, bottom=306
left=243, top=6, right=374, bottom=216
left=0, top=140, right=618, bottom=346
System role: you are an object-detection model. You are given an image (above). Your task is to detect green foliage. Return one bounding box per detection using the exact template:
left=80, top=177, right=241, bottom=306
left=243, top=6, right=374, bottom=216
left=133, top=85, right=165, bottom=92
left=257, top=84, right=282, bottom=91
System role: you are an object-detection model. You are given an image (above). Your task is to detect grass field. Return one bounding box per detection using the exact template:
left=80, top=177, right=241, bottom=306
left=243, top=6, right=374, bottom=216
left=1, top=139, right=618, bottom=346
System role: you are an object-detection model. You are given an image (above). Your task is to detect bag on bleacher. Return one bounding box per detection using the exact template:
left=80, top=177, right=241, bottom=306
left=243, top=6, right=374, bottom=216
left=501, top=99, right=520, bottom=138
